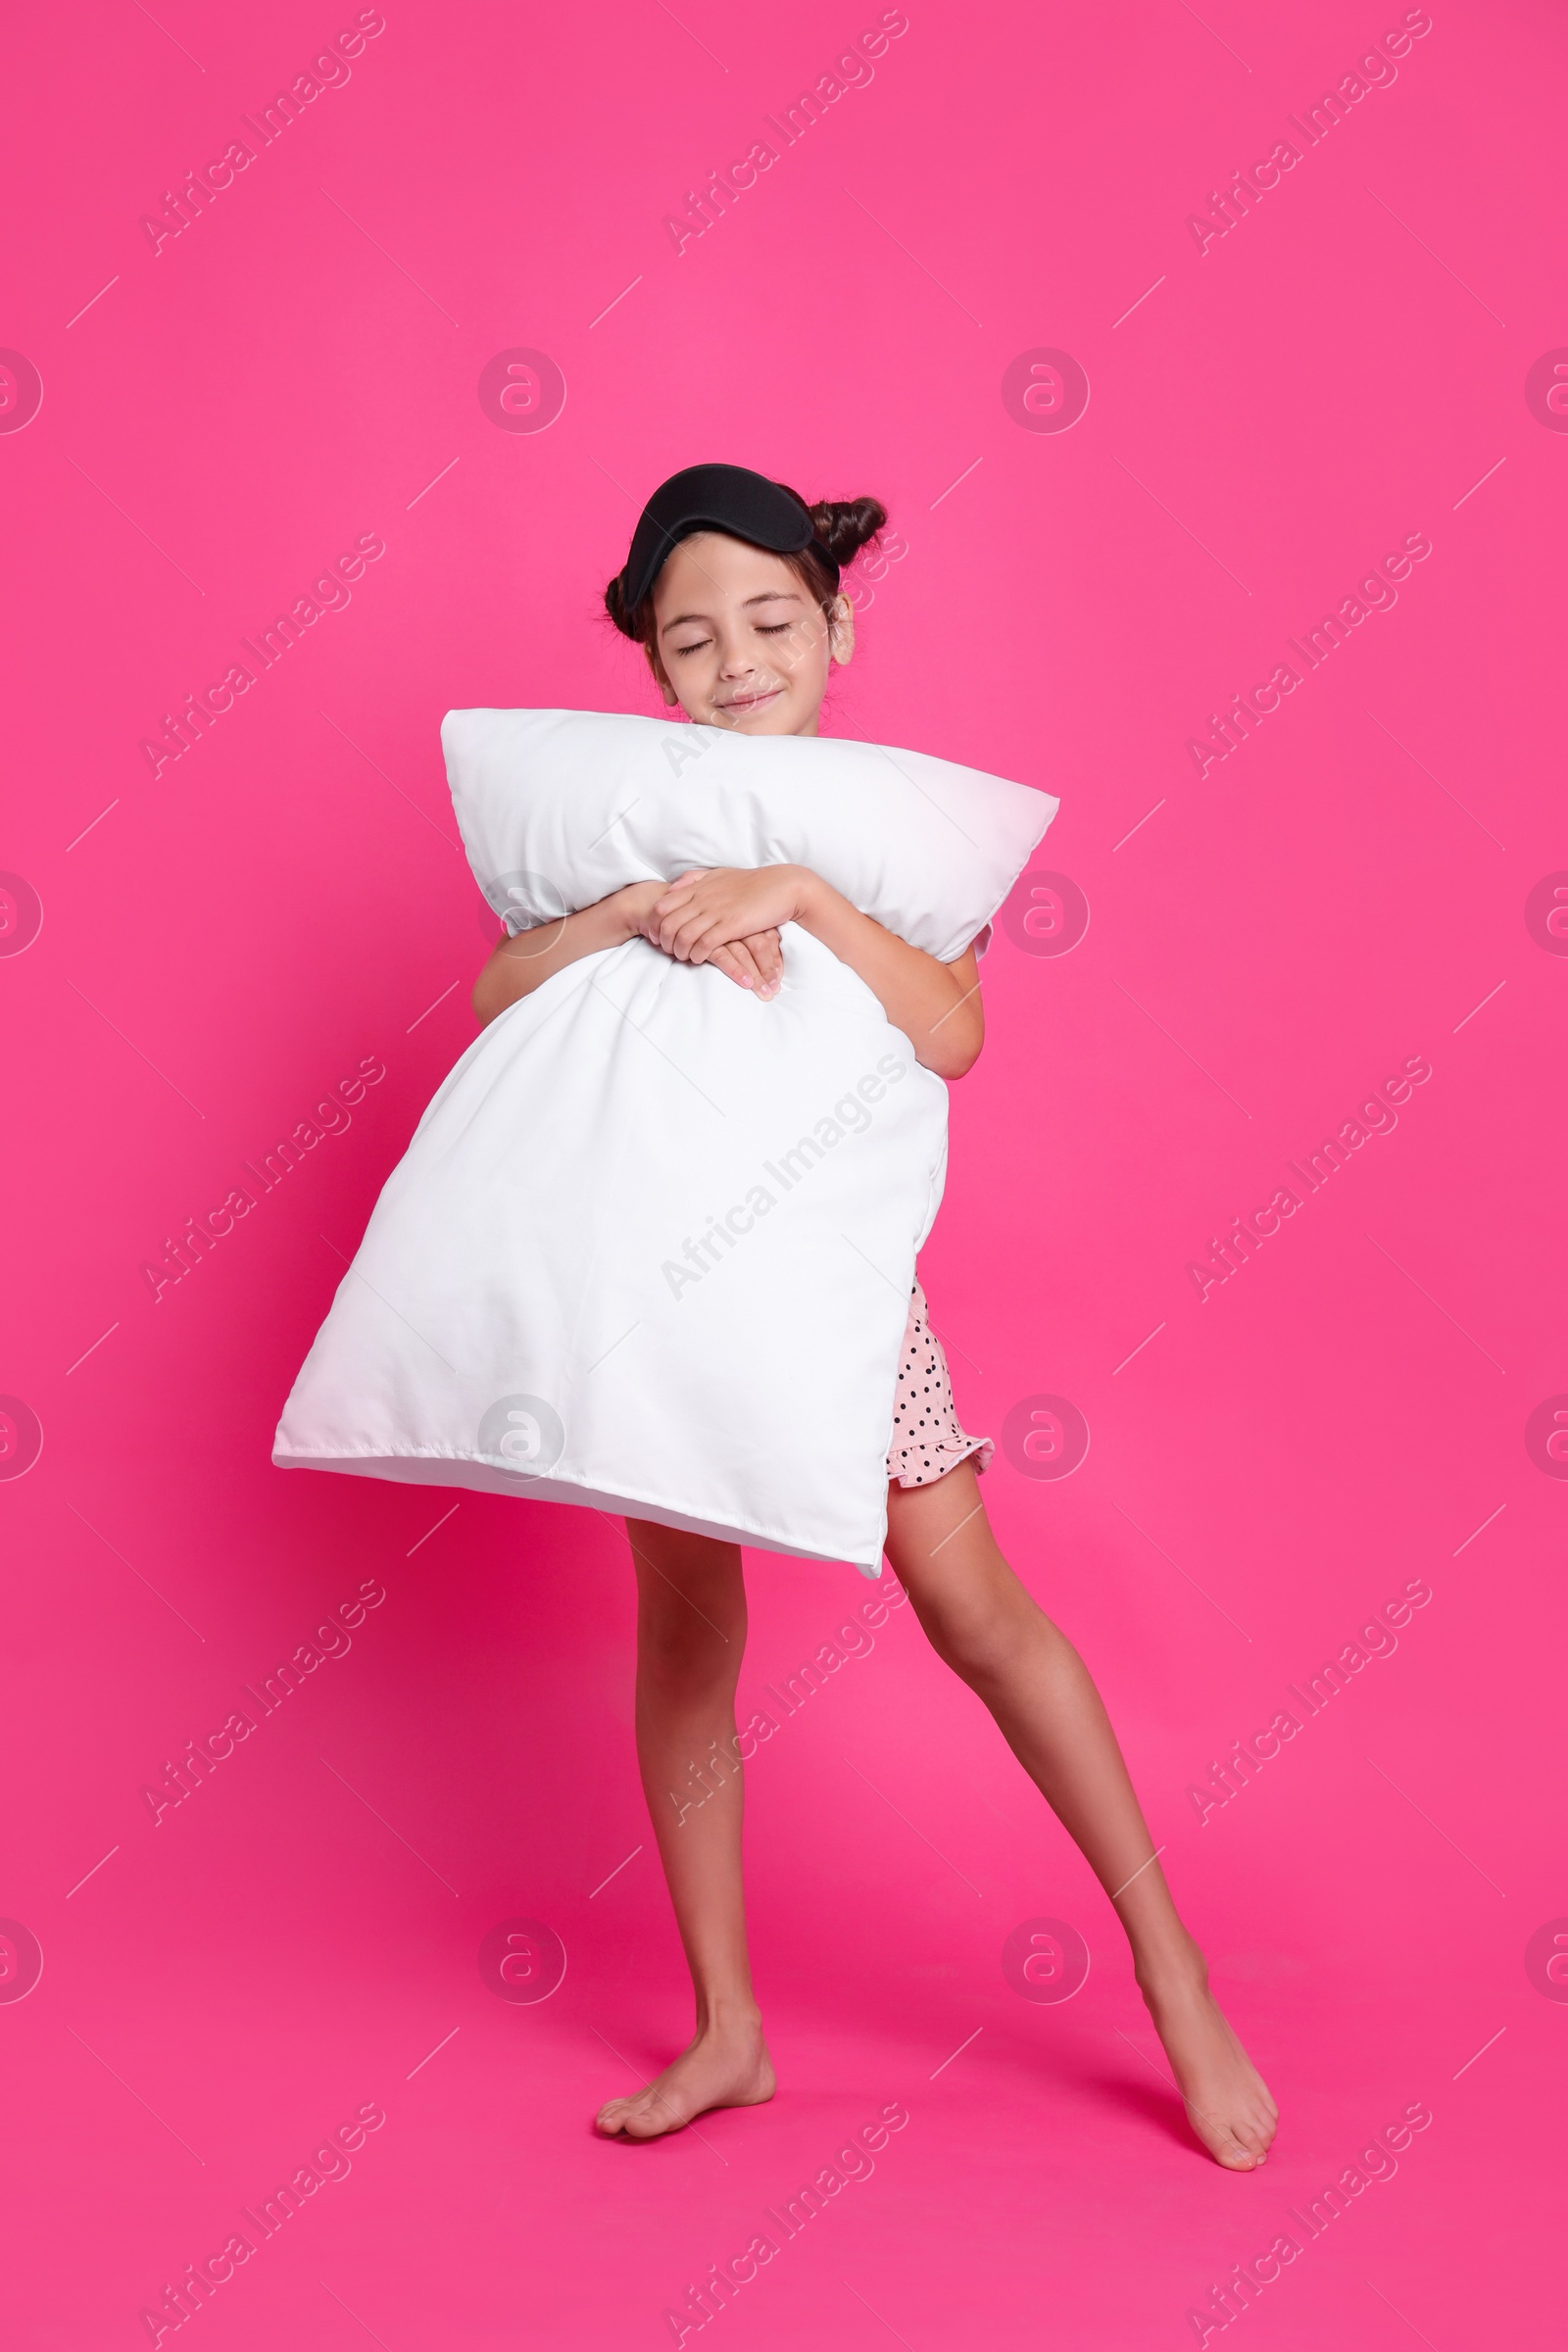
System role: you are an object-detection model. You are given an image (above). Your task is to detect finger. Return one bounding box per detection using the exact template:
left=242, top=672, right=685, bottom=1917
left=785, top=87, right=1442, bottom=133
left=724, top=938, right=766, bottom=988
left=652, top=885, right=699, bottom=921
left=724, top=929, right=779, bottom=998
left=654, top=893, right=712, bottom=943
left=638, top=905, right=683, bottom=955
left=658, top=865, right=720, bottom=909
left=706, top=943, right=755, bottom=989
left=660, top=909, right=720, bottom=961
left=748, top=928, right=783, bottom=985
left=680, top=919, right=722, bottom=967
left=687, top=913, right=749, bottom=965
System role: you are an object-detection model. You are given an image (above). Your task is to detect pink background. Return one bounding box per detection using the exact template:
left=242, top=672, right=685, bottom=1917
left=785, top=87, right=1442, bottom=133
left=3, top=0, right=1564, bottom=2343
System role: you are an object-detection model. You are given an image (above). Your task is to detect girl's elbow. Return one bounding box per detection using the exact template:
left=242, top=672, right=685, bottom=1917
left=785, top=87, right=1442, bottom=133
left=938, top=1004, right=985, bottom=1079
left=924, top=1029, right=984, bottom=1081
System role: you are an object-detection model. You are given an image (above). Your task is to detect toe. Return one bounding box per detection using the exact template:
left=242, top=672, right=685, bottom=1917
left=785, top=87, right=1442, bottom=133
left=623, top=2100, right=677, bottom=2140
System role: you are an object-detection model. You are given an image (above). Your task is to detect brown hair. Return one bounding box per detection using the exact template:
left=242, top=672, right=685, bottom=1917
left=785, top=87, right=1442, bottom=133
left=604, top=491, right=888, bottom=646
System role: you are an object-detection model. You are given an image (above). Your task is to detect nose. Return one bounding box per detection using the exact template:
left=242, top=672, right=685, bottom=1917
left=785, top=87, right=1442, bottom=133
left=714, top=630, right=759, bottom=680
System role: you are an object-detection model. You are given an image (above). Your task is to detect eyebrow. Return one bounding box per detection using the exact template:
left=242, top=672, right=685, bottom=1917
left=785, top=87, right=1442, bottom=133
left=661, top=589, right=804, bottom=632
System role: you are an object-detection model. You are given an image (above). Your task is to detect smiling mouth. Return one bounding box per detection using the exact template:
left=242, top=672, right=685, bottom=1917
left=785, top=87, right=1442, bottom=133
left=716, top=688, right=781, bottom=715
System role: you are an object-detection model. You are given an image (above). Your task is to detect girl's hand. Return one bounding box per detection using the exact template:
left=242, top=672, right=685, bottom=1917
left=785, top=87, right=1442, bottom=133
left=648, top=866, right=811, bottom=978
left=473, top=875, right=787, bottom=1027
left=706, top=928, right=784, bottom=999
left=619, top=871, right=784, bottom=998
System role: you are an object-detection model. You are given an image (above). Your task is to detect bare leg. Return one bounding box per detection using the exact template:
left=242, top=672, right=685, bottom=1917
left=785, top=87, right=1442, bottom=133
left=594, top=1519, right=775, bottom=2139
left=884, top=1464, right=1278, bottom=2170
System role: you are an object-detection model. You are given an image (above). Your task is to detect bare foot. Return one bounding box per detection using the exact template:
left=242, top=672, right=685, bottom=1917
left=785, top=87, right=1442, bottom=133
left=1139, top=1946, right=1279, bottom=2171
left=595, top=2015, right=776, bottom=2141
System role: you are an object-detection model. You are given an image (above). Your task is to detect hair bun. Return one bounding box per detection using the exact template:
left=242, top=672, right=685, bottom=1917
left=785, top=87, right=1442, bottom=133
left=603, top=569, right=638, bottom=639
left=808, top=495, right=888, bottom=565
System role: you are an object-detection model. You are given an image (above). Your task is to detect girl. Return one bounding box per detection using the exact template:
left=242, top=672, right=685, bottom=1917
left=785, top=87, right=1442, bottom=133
left=471, top=465, right=1278, bottom=2172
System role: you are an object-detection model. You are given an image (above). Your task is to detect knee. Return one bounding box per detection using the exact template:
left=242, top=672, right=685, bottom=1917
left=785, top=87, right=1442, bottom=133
left=638, top=1602, right=738, bottom=1691
left=635, top=1580, right=744, bottom=1697
left=919, top=1585, right=1057, bottom=1692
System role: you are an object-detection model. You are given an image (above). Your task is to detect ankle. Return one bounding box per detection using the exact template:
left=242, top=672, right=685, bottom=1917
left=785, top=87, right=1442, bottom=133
left=693, top=1997, right=764, bottom=2039
left=1133, top=1931, right=1208, bottom=2002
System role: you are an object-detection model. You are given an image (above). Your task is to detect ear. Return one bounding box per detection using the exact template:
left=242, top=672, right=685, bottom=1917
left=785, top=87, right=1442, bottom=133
left=827, top=593, right=856, bottom=668
left=644, top=641, right=680, bottom=707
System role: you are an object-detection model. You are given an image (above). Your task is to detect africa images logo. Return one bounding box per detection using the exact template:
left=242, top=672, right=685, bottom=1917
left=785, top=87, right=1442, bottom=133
left=1002, top=1395, right=1090, bottom=1480
left=476, top=1396, right=566, bottom=1478
left=1001, top=349, right=1090, bottom=434
left=477, top=1919, right=567, bottom=2003
left=0, top=873, right=44, bottom=956
left=0, top=1921, right=44, bottom=2003
left=0, top=1397, right=44, bottom=1482
left=1002, top=1917, right=1091, bottom=2002
left=0, top=350, right=44, bottom=433
left=1000, top=870, right=1090, bottom=956
left=1524, top=1397, right=1568, bottom=1479
left=476, top=350, right=566, bottom=434
left=1524, top=350, right=1568, bottom=431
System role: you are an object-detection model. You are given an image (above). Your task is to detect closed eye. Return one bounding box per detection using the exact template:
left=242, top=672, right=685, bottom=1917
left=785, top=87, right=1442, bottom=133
left=670, top=618, right=792, bottom=657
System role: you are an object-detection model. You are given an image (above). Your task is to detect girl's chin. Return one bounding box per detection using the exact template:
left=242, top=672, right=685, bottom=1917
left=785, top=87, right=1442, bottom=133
left=714, top=702, right=791, bottom=733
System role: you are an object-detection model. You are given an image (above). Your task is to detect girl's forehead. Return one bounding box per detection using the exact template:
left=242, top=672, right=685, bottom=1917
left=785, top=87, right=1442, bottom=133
left=654, top=533, right=802, bottom=608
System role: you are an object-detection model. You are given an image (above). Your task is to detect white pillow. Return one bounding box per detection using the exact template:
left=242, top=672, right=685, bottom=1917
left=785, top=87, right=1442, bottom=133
left=442, top=709, right=1056, bottom=964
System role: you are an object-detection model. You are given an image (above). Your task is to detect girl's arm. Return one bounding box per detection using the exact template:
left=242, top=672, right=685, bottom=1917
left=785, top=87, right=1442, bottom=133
left=647, top=866, right=984, bottom=1081
left=472, top=881, right=782, bottom=1028
left=473, top=883, right=656, bottom=1027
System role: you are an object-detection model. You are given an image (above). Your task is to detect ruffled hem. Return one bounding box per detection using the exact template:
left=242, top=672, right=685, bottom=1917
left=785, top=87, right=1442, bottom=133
left=885, top=1281, right=992, bottom=1489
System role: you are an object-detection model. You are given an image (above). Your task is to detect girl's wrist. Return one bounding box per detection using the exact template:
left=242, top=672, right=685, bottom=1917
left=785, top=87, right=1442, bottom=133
left=611, top=880, right=658, bottom=940
left=787, top=865, right=825, bottom=925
